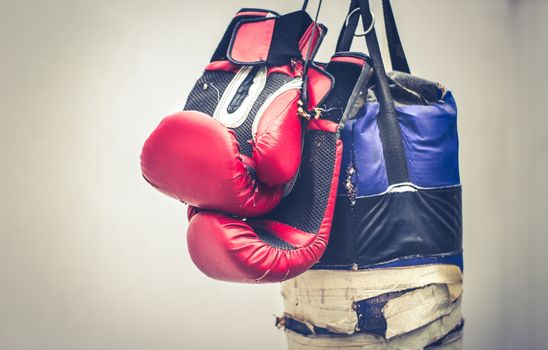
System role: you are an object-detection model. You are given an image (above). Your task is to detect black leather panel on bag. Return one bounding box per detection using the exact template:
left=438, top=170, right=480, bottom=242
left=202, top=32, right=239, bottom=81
left=317, top=186, right=463, bottom=268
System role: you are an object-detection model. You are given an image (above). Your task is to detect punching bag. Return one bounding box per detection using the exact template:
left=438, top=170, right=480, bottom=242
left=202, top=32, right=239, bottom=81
left=278, top=1, right=463, bottom=348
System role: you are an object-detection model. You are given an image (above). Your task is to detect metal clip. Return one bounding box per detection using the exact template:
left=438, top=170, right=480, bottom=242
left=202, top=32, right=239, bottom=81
left=345, top=7, right=375, bottom=37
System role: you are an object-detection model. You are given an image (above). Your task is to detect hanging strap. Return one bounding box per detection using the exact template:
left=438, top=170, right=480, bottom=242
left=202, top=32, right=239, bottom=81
left=358, top=0, right=410, bottom=184
left=299, top=0, right=325, bottom=117
left=337, top=0, right=410, bottom=74
left=382, top=0, right=410, bottom=73
left=336, top=0, right=360, bottom=55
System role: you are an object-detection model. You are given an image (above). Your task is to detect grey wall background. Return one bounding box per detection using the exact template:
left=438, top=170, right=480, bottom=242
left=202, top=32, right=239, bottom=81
left=1, top=0, right=547, bottom=349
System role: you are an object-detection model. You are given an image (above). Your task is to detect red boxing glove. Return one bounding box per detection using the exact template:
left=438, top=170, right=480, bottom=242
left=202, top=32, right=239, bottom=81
left=141, top=9, right=323, bottom=217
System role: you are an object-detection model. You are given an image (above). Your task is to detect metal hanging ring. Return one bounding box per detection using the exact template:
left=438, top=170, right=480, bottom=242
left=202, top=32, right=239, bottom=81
left=345, top=7, right=375, bottom=37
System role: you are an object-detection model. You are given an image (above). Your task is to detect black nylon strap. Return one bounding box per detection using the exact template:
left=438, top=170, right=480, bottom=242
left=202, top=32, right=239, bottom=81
left=382, top=0, right=410, bottom=73
left=335, top=0, right=360, bottom=54
left=300, top=0, right=323, bottom=114
left=358, top=0, right=410, bottom=185
left=337, top=0, right=410, bottom=74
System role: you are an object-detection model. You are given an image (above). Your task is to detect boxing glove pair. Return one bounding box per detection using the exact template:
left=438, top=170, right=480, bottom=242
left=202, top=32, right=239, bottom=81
left=141, top=8, right=370, bottom=282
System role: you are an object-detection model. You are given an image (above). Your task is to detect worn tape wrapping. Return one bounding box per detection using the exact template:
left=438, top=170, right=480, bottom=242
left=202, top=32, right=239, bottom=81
left=285, top=302, right=462, bottom=350
left=280, top=264, right=463, bottom=349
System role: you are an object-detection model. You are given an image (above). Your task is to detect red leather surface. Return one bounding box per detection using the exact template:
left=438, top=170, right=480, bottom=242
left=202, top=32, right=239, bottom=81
left=330, top=55, right=366, bottom=66
left=205, top=60, right=239, bottom=72
left=252, top=88, right=302, bottom=185
left=247, top=220, right=318, bottom=247
left=305, top=65, right=333, bottom=110
left=187, top=211, right=320, bottom=283
left=186, top=137, right=344, bottom=284
left=230, top=19, right=275, bottom=63
left=235, top=10, right=270, bottom=18
left=141, top=111, right=283, bottom=217
left=267, top=63, right=302, bottom=78
left=299, top=23, right=323, bottom=60
left=307, top=118, right=339, bottom=133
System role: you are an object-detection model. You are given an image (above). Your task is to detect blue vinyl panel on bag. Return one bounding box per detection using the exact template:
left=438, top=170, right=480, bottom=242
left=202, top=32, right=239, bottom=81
left=399, top=92, right=460, bottom=188
left=338, top=92, right=460, bottom=197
